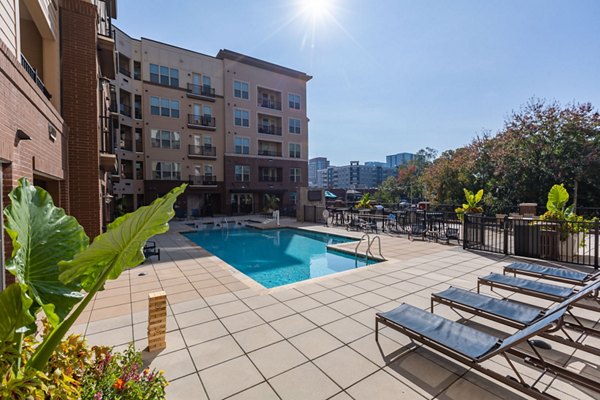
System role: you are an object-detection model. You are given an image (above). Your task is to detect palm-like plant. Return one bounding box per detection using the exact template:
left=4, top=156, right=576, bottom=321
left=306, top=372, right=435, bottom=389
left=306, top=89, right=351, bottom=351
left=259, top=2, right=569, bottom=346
left=355, top=193, right=373, bottom=210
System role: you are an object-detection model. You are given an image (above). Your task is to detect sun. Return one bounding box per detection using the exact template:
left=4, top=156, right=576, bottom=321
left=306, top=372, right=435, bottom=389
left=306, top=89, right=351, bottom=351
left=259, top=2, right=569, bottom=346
left=302, top=0, right=332, bottom=19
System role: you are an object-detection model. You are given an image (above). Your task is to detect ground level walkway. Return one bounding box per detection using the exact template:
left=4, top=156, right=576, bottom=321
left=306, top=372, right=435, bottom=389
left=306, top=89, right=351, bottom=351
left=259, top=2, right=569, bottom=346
left=70, top=219, right=600, bottom=400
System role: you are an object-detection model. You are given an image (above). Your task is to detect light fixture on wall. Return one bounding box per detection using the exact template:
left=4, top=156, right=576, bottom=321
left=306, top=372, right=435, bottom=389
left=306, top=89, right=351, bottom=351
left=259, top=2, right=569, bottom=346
left=102, top=193, right=114, bottom=204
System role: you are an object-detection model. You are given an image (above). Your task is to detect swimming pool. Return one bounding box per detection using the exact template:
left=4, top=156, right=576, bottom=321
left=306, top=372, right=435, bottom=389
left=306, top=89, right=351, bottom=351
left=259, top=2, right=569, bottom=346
left=183, top=227, right=376, bottom=288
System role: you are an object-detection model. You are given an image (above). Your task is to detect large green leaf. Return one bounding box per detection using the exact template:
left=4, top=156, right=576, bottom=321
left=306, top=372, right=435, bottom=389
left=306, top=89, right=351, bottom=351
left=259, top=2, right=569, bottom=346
left=58, top=184, right=186, bottom=291
left=546, top=184, right=568, bottom=213
left=4, top=178, right=88, bottom=326
left=474, top=189, right=484, bottom=203
left=0, top=284, right=35, bottom=342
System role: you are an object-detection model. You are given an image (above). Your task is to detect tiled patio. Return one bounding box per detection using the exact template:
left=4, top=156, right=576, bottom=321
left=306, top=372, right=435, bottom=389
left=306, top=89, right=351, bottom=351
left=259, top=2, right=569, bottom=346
left=70, top=219, right=600, bottom=400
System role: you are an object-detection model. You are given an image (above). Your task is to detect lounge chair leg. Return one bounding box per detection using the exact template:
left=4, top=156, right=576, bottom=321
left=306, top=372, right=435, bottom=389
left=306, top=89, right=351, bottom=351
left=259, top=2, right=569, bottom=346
left=375, top=319, right=379, bottom=342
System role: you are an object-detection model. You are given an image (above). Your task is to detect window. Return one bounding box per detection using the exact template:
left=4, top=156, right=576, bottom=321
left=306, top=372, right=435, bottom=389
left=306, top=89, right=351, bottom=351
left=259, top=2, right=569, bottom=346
left=133, top=61, right=141, bottom=80
left=288, top=93, right=301, bottom=109
left=135, top=128, right=143, bottom=152
left=290, top=168, right=301, bottom=183
left=149, top=63, right=179, bottom=87
left=135, top=161, right=144, bottom=180
left=289, top=118, right=301, bottom=134
left=134, top=95, right=142, bottom=119
left=150, top=97, right=179, bottom=118
left=235, top=165, right=250, bottom=182
left=289, top=143, right=301, bottom=158
left=234, top=80, right=249, bottom=99
left=234, top=109, right=250, bottom=127
left=203, top=105, right=212, bottom=118
left=289, top=191, right=297, bottom=205
left=204, top=164, right=213, bottom=176
left=151, top=129, right=180, bottom=149
left=152, top=162, right=181, bottom=180
left=234, top=137, right=250, bottom=154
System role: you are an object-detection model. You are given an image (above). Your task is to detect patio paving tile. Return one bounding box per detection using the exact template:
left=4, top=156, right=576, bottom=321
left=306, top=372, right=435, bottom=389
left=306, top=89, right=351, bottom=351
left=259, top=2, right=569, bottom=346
left=181, top=319, right=229, bottom=346
left=322, top=317, right=372, bottom=344
left=242, top=294, right=279, bottom=309
left=188, top=335, right=244, bottom=371
left=226, top=382, right=279, bottom=400
left=288, top=328, right=344, bottom=360
left=333, top=284, right=366, bottom=297
left=219, top=310, right=264, bottom=333
left=85, top=326, right=132, bottom=347
left=232, top=324, right=284, bottom=353
left=346, top=370, right=425, bottom=400
left=309, top=289, right=346, bottom=304
left=248, top=341, right=308, bottom=378
left=175, top=307, right=217, bottom=328
left=85, top=314, right=132, bottom=335
left=328, top=298, right=370, bottom=316
left=283, top=296, right=322, bottom=312
left=313, top=346, right=379, bottom=389
left=301, top=305, right=345, bottom=326
left=149, top=349, right=196, bottom=381
left=254, top=302, right=296, bottom=322
left=210, top=299, right=251, bottom=318
left=169, top=298, right=208, bottom=314
left=269, top=362, right=341, bottom=400
left=269, top=314, right=316, bottom=338
left=165, top=373, right=207, bottom=400
left=198, top=356, right=264, bottom=400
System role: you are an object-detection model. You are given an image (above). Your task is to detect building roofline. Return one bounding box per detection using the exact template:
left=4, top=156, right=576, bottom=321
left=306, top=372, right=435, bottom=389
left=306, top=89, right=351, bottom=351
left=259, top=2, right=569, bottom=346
left=217, top=49, right=312, bottom=81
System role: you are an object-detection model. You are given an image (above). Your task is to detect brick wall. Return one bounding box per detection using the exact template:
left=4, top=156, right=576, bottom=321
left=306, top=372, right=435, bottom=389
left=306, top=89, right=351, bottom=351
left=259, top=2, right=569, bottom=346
left=60, top=0, right=102, bottom=239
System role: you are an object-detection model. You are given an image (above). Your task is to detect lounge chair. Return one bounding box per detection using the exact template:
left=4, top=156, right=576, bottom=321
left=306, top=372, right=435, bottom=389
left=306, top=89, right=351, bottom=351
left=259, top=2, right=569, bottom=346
left=431, top=279, right=600, bottom=355
left=504, top=262, right=600, bottom=286
left=375, top=305, right=600, bottom=399
left=477, top=273, right=600, bottom=311
left=143, top=240, right=161, bottom=261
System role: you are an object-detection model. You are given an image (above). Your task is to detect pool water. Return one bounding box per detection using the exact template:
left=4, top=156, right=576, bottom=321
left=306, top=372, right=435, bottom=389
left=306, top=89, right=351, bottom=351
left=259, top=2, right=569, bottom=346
left=183, top=227, right=375, bottom=288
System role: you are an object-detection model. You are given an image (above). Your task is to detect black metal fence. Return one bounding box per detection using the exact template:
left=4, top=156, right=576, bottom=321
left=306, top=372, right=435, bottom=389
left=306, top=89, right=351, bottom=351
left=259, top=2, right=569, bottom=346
left=464, top=215, right=599, bottom=269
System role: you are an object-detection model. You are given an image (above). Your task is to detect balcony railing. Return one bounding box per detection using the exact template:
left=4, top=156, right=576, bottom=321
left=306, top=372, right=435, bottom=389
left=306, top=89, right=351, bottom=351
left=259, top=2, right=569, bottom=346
left=259, top=176, right=283, bottom=182
left=119, top=66, right=131, bottom=77
left=96, top=0, right=114, bottom=39
left=258, top=126, right=282, bottom=136
left=257, top=149, right=282, bottom=157
left=189, top=175, right=217, bottom=186
left=120, top=138, right=133, bottom=151
left=20, top=55, right=51, bottom=100
left=258, top=99, right=282, bottom=110
left=120, top=103, right=131, bottom=117
left=188, top=114, right=216, bottom=128
left=188, top=145, right=217, bottom=157
left=186, top=83, right=216, bottom=98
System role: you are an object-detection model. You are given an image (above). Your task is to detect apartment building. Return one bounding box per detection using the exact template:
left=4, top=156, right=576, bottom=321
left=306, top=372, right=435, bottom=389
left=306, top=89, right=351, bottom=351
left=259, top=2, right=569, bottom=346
left=317, top=161, right=395, bottom=189
left=110, top=34, right=311, bottom=217
left=386, top=152, right=415, bottom=168
left=218, top=50, right=311, bottom=215
left=0, top=0, right=116, bottom=286
left=309, top=157, right=329, bottom=187
left=112, top=28, right=226, bottom=217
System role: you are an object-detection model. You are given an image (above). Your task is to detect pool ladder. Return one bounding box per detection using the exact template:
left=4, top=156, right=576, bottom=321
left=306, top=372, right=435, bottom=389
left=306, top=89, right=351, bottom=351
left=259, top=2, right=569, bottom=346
left=354, top=234, right=384, bottom=267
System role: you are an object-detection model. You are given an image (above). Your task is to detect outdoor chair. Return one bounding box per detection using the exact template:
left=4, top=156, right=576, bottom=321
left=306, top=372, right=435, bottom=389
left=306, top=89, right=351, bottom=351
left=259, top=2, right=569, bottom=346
left=143, top=240, right=161, bottom=261
left=408, top=223, right=427, bottom=241
left=431, top=279, right=600, bottom=356
left=438, top=227, right=460, bottom=245
left=346, top=218, right=362, bottom=231
left=477, top=273, right=600, bottom=311
left=503, top=262, right=600, bottom=286
left=375, top=304, right=600, bottom=399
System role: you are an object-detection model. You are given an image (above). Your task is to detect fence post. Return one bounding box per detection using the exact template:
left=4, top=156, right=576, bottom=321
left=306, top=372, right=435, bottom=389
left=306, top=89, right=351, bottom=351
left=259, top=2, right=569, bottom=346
left=503, top=215, right=509, bottom=255
left=595, top=220, right=599, bottom=270
left=463, top=214, right=468, bottom=250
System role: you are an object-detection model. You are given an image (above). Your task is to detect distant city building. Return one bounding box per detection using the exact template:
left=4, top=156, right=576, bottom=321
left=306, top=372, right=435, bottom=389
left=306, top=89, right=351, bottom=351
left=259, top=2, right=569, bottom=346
left=364, top=161, right=387, bottom=167
left=309, top=157, right=330, bottom=187
left=316, top=161, right=395, bottom=189
left=386, top=152, right=415, bottom=168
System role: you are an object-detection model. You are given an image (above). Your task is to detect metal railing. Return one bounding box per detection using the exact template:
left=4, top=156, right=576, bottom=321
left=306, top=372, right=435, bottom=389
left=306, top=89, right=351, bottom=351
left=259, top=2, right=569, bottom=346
left=20, top=55, right=51, bottom=99
left=258, top=99, right=282, bottom=110
left=257, top=149, right=282, bottom=157
left=258, top=126, right=282, bottom=136
left=259, top=176, right=283, bottom=182
left=188, top=145, right=216, bottom=157
left=189, top=175, right=217, bottom=186
left=119, top=103, right=131, bottom=117
left=96, top=0, right=113, bottom=39
left=186, top=83, right=216, bottom=98
left=187, top=114, right=216, bottom=128
left=464, top=214, right=599, bottom=268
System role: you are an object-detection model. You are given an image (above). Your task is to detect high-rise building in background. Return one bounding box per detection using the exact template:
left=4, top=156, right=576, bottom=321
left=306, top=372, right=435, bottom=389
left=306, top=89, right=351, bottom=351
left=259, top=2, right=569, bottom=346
left=386, top=152, right=415, bottom=168
left=316, top=161, right=395, bottom=189
left=110, top=32, right=311, bottom=217
left=308, top=157, right=329, bottom=187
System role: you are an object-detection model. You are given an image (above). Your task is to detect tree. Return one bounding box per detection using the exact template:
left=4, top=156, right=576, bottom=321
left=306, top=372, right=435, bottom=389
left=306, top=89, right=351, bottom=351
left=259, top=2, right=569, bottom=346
left=373, top=176, right=401, bottom=205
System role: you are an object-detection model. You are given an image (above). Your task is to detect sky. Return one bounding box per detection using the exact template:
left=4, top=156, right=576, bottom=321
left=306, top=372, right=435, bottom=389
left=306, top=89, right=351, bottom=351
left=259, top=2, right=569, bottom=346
left=116, top=0, right=600, bottom=166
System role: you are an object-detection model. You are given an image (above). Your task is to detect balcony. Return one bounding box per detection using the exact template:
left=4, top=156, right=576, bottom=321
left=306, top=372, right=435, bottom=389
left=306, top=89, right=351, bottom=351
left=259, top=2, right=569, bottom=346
left=120, top=103, right=132, bottom=117
left=186, top=83, right=216, bottom=101
left=187, top=114, right=216, bottom=130
left=259, top=175, right=283, bottom=182
left=118, top=66, right=131, bottom=77
left=96, top=0, right=116, bottom=79
left=20, top=55, right=51, bottom=100
left=258, top=99, right=281, bottom=111
left=258, top=125, right=282, bottom=136
left=188, top=145, right=217, bottom=159
left=257, top=149, right=282, bottom=157
left=189, top=175, right=217, bottom=186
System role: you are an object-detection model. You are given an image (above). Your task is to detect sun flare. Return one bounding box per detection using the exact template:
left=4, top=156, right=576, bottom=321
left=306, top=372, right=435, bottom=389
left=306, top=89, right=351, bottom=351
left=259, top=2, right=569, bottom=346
left=302, top=0, right=332, bottom=19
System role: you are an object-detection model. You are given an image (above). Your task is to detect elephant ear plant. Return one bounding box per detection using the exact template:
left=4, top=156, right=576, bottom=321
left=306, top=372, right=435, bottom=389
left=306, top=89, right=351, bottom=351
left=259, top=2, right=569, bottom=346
left=0, top=178, right=185, bottom=374
left=455, top=188, right=484, bottom=221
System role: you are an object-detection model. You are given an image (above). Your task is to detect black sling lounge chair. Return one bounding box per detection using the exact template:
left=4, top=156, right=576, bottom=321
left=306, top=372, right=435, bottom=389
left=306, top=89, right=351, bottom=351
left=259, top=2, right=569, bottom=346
left=503, top=262, right=600, bottom=286
left=431, top=279, right=600, bottom=355
left=375, top=305, right=599, bottom=400
left=477, top=273, right=600, bottom=311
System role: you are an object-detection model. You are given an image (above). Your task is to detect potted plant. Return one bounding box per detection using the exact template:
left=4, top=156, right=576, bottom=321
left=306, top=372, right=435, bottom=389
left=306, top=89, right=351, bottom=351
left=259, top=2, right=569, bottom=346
left=539, top=184, right=587, bottom=257
left=455, top=188, right=484, bottom=221
left=263, top=194, right=280, bottom=213
left=355, top=193, right=373, bottom=214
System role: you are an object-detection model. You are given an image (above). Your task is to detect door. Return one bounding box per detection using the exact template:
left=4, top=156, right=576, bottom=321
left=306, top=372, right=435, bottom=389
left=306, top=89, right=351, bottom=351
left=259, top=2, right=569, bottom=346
left=192, top=74, right=201, bottom=94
